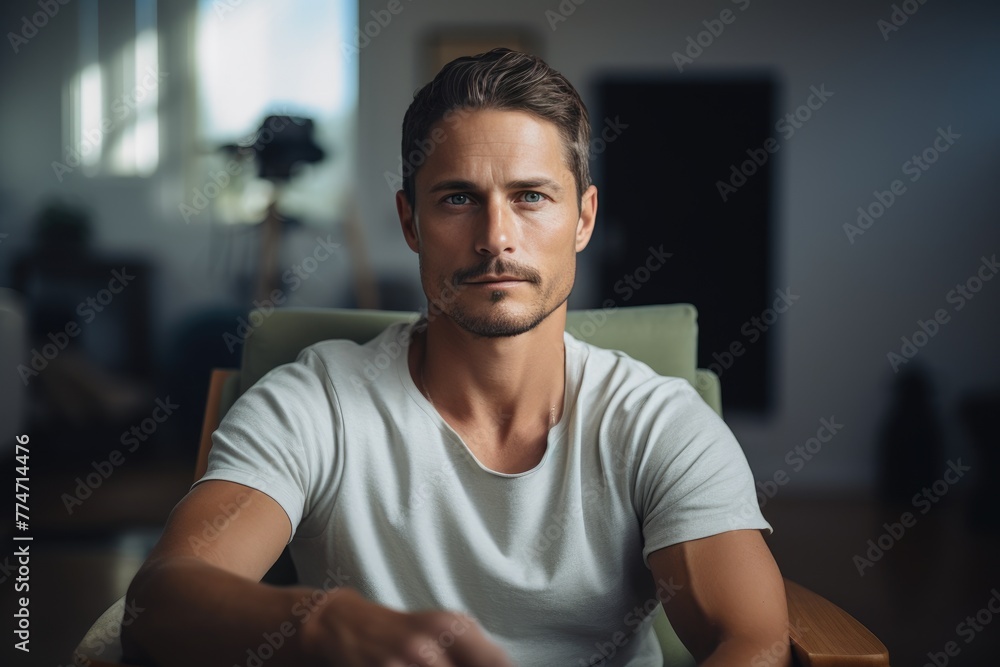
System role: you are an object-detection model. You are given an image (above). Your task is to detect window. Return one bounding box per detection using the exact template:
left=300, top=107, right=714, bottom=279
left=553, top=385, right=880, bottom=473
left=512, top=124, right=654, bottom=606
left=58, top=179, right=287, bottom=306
left=64, top=0, right=160, bottom=177
left=191, top=0, right=358, bottom=226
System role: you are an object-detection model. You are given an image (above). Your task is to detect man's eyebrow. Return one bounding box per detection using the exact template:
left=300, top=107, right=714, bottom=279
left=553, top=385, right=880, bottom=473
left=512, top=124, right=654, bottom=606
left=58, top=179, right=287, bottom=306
left=426, top=178, right=564, bottom=194
left=427, top=180, right=477, bottom=194
left=507, top=178, right=563, bottom=193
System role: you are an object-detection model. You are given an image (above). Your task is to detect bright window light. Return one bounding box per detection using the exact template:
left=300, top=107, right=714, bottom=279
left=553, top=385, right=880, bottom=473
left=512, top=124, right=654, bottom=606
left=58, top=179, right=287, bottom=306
left=195, top=0, right=356, bottom=144
left=133, top=19, right=160, bottom=175
left=78, top=62, right=103, bottom=169
left=69, top=0, right=160, bottom=177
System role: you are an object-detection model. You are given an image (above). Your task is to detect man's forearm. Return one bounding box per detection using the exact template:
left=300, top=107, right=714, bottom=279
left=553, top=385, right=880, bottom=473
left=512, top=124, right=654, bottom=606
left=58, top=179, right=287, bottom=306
left=121, top=556, right=332, bottom=667
left=700, top=636, right=791, bottom=667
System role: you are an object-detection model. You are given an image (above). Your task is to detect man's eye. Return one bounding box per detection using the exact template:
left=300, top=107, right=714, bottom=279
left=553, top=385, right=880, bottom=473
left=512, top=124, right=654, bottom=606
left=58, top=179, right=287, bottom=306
left=521, top=192, right=543, bottom=203
left=444, top=194, right=470, bottom=205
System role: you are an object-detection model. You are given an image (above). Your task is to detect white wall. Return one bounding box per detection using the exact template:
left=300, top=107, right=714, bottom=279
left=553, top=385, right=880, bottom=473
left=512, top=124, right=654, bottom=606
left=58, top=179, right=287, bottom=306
left=355, top=0, right=1000, bottom=491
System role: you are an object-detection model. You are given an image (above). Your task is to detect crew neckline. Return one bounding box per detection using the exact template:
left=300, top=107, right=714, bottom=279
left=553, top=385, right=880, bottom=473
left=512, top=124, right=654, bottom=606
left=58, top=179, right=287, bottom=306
left=393, top=320, right=575, bottom=478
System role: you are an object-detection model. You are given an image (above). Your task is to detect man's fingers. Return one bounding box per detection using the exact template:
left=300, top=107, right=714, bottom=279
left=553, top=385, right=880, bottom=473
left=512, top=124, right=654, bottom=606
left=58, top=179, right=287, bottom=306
left=406, top=610, right=512, bottom=667
left=438, top=614, right=514, bottom=667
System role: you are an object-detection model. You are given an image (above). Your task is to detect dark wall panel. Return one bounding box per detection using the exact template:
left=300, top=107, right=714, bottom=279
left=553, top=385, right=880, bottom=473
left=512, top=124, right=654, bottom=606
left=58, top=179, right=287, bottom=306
left=595, top=76, right=777, bottom=413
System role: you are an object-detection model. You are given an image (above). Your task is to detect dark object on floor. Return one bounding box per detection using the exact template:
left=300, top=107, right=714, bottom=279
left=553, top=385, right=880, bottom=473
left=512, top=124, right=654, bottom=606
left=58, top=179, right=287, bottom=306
left=876, top=364, right=946, bottom=506
left=959, top=390, right=1000, bottom=530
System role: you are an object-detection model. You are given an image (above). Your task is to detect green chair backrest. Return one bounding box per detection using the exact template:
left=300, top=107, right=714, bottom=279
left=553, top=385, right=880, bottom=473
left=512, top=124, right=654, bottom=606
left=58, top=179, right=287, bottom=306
left=237, top=304, right=718, bottom=413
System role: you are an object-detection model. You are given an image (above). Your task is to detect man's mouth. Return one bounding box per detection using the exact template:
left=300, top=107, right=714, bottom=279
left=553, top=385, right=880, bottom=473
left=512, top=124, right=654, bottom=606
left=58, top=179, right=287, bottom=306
left=465, top=275, right=526, bottom=285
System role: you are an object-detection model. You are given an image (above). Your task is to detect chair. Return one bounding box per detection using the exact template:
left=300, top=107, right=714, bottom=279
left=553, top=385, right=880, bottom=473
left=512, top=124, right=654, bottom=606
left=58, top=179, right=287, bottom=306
left=75, top=305, right=890, bottom=667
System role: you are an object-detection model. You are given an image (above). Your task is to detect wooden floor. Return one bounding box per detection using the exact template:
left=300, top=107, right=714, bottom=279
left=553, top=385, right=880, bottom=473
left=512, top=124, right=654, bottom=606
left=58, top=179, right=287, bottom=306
left=4, top=466, right=999, bottom=666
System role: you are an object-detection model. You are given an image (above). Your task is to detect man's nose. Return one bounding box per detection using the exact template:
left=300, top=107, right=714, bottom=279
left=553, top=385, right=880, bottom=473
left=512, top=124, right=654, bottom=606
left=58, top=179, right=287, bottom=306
left=475, top=196, right=515, bottom=256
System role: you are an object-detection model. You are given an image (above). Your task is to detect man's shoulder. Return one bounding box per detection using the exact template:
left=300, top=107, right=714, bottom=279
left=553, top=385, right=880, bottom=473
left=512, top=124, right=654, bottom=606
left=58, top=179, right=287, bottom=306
left=566, top=332, right=697, bottom=410
left=566, top=331, right=686, bottom=386
left=294, top=319, right=417, bottom=385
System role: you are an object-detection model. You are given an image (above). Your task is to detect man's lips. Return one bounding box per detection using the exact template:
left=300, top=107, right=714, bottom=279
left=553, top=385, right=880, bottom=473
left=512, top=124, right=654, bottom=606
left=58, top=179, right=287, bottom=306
left=464, top=276, right=528, bottom=285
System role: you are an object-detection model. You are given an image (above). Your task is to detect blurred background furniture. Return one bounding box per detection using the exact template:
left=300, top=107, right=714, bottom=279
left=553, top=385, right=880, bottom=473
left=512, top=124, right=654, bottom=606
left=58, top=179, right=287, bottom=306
left=0, top=288, right=27, bottom=457
left=75, top=305, right=889, bottom=666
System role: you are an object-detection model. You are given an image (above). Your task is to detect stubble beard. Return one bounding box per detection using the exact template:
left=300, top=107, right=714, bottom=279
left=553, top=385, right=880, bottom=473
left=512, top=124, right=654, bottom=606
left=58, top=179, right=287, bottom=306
left=450, top=283, right=569, bottom=338
left=422, top=266, right=572, bottom=339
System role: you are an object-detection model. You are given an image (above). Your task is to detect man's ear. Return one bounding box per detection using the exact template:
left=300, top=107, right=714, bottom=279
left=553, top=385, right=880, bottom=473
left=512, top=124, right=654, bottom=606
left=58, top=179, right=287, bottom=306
left=575, top=184, right=598, bottom=252
left=396, top=190, right=420, bottom=253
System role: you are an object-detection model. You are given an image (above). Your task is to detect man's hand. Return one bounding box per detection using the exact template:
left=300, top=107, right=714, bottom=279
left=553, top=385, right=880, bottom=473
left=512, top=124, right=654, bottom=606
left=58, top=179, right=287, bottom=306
left=122, top=480, right=513, bottom=667
left=648, top=529, right=790, bottom=666
left=300, top=587, right=514, bottom=667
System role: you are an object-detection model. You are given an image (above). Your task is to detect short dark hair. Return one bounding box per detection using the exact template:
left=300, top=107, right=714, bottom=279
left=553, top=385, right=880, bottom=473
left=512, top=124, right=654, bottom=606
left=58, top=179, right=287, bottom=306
left=400, top=48, right=591, bottom=205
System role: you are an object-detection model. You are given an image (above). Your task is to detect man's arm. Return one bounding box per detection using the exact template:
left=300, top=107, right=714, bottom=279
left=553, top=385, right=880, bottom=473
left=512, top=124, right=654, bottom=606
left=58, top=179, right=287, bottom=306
left=648, top=529, right=790, bottom=666
left=121, top=480, right=512, bottom=667
left=120, top=479, right=313, bottom=666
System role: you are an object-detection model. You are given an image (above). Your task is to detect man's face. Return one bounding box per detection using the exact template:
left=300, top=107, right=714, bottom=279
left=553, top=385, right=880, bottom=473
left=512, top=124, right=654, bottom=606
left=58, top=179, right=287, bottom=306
left=397, top=109, right=597, bottom=337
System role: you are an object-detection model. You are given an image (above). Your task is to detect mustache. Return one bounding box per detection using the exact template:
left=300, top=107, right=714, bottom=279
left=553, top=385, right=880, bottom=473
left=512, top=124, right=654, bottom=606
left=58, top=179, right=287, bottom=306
left=453, top=258, right=541, bottom=285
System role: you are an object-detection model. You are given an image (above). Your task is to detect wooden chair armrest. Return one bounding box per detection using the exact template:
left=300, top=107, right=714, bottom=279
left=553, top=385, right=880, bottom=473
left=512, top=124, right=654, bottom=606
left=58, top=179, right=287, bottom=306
left=785, top=578, right=889, bottom=666
left=195, top=368, right=238, bottom=482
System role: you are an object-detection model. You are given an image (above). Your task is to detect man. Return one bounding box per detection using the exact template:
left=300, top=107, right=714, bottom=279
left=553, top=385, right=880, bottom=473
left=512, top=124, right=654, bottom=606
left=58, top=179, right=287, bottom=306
left=123, top=49, right=789, bottom=666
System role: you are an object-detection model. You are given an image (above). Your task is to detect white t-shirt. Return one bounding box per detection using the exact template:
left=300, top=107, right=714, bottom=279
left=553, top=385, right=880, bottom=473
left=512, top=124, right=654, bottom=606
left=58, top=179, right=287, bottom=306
left=199, top=319, right=771, bottom=666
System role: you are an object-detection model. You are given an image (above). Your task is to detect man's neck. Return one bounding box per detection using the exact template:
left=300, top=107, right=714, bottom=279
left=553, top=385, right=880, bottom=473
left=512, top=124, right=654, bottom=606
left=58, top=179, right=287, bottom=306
left=410, top=311, right=567, bottom=445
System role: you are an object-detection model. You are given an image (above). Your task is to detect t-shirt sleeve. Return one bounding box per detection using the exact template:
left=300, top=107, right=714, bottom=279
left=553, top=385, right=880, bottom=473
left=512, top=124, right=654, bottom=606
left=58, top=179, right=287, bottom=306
left=629, top=378, right=772, bottom=568
left=193, top=347, right=340, bottom=541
